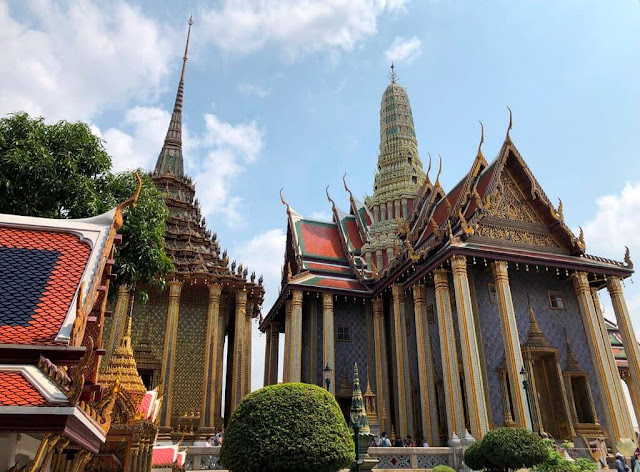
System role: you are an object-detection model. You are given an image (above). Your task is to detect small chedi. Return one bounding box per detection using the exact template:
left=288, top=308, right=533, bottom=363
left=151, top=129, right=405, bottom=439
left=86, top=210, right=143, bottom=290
left=261, top=64, right=640, bottom=455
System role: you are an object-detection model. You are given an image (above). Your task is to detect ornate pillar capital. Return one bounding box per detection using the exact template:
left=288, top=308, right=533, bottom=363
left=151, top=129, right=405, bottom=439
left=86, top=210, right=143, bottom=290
left=491, top=260, right=509, bottom=280
left=372, top=297, right=384, bottom=316
left=292, top=289, right=303, bottom=306
left=606, top=276, right=624, bottom=295
left=433, top=268, right=449, bottom=288
left=391, top=283, right=404, bottom=301
left=412, top=283, right=427, bottom=302
left=236, top=288, right=248, bottom=307
left=208, top=282, right=222, bottom=299
left=571, top=271, right=590, bottom=294
left=322, top=292, right=333, bottom=309
left=168, top=280, right=183, bottom=297
left=450, top=254, right=467, bottom=272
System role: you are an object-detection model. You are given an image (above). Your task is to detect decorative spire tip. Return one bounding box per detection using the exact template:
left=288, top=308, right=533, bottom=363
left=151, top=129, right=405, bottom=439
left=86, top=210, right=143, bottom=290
left=388, top=63, right=398, bottom=83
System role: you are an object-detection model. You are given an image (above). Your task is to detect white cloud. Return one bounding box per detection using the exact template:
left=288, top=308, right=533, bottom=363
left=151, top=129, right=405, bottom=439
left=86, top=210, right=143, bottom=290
left=189, top=114, right=264, bottom=224
left=384, top=35, right=422, bottom=64
left=232, top=228, right=287, bottom=390
left=94, top=106, right=172, bottom=172
left=0, top=1, right=177, bottom=121
left=200, top=0, right=408, bottom=59
left=582, top=181, right=640, bottom=333
left=237, top=82, right=270, bottom=98
left=309, top=210, right=332, bottom=221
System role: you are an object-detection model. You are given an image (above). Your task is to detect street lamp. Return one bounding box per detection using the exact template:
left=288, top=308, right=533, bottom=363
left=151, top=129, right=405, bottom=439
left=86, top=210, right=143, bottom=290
left=520, top=366, right=536, bottom=432
left=323, top=363, right=332, bottom=392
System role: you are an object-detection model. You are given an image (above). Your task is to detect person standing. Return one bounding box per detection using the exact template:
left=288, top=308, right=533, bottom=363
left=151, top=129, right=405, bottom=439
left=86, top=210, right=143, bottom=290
left=378, top=432, right=391, bottom=447
left=615, top=452, right=630, bottom=472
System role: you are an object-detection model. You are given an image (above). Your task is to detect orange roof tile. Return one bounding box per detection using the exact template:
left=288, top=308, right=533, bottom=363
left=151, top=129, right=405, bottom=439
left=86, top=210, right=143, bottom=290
left=0, top=371, right=50, bottom=406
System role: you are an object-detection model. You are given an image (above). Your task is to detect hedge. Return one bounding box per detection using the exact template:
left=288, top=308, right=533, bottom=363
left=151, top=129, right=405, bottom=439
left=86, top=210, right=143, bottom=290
left=220, top=383, right=355, bottom=472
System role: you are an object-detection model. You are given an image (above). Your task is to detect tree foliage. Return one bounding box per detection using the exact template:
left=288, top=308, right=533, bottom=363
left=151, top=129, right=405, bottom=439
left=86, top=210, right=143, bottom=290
left=463, top=428, right=548, bottom=472
left=0, top=112, right=172, bottom=290
left=532, top=441, right=597, bottom=472
left=220, top=383, right=355, bottom=472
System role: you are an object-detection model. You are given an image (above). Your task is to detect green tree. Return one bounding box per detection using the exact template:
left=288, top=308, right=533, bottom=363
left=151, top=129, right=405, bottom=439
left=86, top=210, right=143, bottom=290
left=463, top=428, right=548, bottom=472
left=220, top=383, right=355, bottom=472
left=0, top=112, right=172, bottom=294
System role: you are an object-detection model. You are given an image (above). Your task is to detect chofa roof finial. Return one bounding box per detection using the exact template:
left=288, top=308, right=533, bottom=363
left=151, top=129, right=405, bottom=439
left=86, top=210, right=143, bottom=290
left=506, top=106, right=513, bottom=142
left=434, top=154, right=443, bottom=188
left=425, top=153, right=433, bottom=185
left=326, top=185, right=336, bottom=212
left=477, top=121, right=485, bottom=158
left=280, top=188, right=292, bottom=216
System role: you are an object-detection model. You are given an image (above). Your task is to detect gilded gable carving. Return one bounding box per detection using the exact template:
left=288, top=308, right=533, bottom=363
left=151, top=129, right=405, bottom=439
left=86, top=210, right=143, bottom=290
left=472, top=170, right=565, bottom=252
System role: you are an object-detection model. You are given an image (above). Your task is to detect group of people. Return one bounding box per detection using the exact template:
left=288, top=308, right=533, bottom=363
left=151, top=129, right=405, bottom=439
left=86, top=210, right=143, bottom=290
left=614, top=449, right=640, bottom=472
left=375, top=432, right=429, bottom=448
left=204, top=429, right=224, bottom=447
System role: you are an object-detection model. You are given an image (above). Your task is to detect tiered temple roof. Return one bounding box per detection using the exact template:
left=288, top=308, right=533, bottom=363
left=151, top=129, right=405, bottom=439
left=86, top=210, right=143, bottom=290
left=150, top=17, right=264, bottom=303
left=262, top=69, right=633, bottom=328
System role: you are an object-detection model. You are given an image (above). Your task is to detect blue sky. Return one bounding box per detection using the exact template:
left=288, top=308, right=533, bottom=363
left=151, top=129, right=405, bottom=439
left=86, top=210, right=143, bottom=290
left=2, top=0, right=640, bottom=392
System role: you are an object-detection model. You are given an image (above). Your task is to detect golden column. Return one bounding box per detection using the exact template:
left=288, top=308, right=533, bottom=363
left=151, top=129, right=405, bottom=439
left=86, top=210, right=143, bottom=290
left=391, top=284, right=413, bottom=437
left=214, top=293, right=228, bottom=428
left=264, top=324, right=272, bottom=387
left=106, top=285, right=130, bottom=362
left=433, top=269, right=466, bottom=438
left=243, top=297, right=255, bottom=396
left=451, top=255, right=490, bottom=438
left=491, top=261, right=531, bottom=430
left=290, top=290, right=304, bottom=382
left=372, top=298, right=391, bottom=434
left=322, top=293, right=336, bottom=394
left=600, top=281, right=636, bottom=437
left=268, top=321, right=280, bottom=385
left=200, top=283, right=222, bottom=429
left=231, top=289, right=248, bottom=411
left=573, top=273, right=630, bottom=443
left=160, top=280, right=183, bottom=427
left=412, top=284, right=440, bottom=446
left=283, top=299, right=293, bottom=382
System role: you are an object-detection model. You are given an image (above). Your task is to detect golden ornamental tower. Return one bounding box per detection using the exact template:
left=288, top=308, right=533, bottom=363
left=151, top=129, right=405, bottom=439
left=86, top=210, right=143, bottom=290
left=363, top=65, right=426, bottom=269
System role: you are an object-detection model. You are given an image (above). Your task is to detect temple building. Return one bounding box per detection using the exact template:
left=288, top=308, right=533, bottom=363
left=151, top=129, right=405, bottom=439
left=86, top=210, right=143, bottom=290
left=261, top=66, right=640, bottom=451
left=104, top=17, right=264, bottom=439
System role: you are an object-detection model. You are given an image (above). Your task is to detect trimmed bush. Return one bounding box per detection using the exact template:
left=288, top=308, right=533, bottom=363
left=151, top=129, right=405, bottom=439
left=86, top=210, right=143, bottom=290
left=432, top=466, right=455, bottom=472
left=463, top=428, right=548, bottom=472
left=532, top=444, right=598, bottom=472
left=220, top=383, right=355, bottom=472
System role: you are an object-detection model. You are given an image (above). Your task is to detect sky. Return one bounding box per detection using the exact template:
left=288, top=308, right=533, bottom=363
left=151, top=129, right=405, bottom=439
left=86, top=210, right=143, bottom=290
left=2, top=0, right=640, bottom=395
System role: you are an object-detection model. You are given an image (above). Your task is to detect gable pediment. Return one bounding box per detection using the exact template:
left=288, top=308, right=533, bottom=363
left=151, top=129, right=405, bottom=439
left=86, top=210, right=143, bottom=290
left=471, top=169, right=569, bottom=254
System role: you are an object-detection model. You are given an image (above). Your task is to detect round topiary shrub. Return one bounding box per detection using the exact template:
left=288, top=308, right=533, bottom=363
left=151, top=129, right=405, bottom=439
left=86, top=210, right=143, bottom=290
left=464, top=428, right=548, bottom=472
left=432, top=466, right=455, bottom=472
left=220, top=383, right=355, bottom=472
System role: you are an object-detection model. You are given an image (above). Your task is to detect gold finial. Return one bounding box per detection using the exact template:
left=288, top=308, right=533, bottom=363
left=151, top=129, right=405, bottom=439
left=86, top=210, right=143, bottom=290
left=477, top=121, right=485, bottom=158
left=342, top=173, right=355, bottom=201
left=114, top=172, right=142, bottom=230
left=425, top=153, right=432, bottom=185
left=624, top=246, right=634, bottom=269
left=506, top=106, right=513, bottom=142
left=280, top=188, right=292, bottom=216
left=434, top=154, right=443, bottom=188
left=181, top=15, right=194, bottom=82
left=388, top=63, right=398, bottom=83
left=577, top=226, right=586, bottom=251
left=326, top=185, right=336, bottom=212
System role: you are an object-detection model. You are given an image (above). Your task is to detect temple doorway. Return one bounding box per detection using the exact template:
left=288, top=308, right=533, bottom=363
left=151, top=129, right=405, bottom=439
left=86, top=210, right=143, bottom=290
left=530, top=352, right=570, bottom=439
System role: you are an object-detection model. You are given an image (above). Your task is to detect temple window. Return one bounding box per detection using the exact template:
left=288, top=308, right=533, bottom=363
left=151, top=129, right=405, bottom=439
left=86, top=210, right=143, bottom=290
left=548, top=291, right=566, bottom=310
left=488, top=284, right=498, bottom=304
left=336, top=326, right=352, bottom=343
left=412, top=176, right=417, bottom=184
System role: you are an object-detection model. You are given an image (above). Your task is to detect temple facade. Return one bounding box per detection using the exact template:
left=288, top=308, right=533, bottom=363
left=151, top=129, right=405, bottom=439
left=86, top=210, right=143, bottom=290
left=260, top=68, right=640, bottom=450
left=104, top=18, right=264, bottom=439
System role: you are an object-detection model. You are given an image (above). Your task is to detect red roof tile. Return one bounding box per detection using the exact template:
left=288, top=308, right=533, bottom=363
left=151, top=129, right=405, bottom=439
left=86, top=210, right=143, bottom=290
left=300, top=276, right=365, bottom=291
left=0, top=371, right=50, bottom=406
left=297, top=221, right=346, bottom=261
left=152, top=446, right=177, bottom=466
left=305, top=262, right=353, bottom=275
left=0, top=228, right=90, bottom=345
left=343, top=219, right=363, bottom=250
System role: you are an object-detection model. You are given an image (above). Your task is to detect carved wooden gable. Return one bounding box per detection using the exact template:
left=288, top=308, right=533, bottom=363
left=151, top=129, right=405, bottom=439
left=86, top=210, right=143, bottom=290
left=471, top=169, right=568, bottom=254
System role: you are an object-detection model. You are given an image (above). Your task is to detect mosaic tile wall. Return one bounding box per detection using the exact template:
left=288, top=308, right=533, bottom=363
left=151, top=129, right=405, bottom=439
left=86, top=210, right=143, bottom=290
left=404, top=292, right=423, bottom=434
left=334, top=298, right=370, bottom=389
left=471, top=264, right=606, bottom=428
left=172, top=285, right=208, bottom=419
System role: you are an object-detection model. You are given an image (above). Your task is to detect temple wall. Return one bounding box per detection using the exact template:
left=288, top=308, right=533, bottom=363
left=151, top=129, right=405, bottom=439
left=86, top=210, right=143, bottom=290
left=404, top=292, right=422, bottom=435
left=471, top=265, right=606, bottom=429
left=334, top=298, right=370, bottom=389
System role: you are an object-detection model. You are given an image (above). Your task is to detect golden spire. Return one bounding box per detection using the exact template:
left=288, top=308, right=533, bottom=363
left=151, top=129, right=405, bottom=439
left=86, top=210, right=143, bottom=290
left=99, top=315, right=147, bottom=403
left=388, top=62, right=398, bottom=83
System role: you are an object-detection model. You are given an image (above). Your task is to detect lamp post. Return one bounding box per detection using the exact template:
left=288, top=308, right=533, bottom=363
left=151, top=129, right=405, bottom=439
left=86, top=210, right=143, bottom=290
left=520, top=366, right=536, bottom=432
left=323, top=363, right=332, bottom=392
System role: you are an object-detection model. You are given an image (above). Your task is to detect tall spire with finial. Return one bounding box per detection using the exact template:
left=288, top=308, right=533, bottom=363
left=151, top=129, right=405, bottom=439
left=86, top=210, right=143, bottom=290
left=154, top=15, right=194, bottom=178
left=388, top=62, right=398, bottom=83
